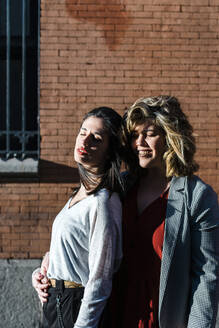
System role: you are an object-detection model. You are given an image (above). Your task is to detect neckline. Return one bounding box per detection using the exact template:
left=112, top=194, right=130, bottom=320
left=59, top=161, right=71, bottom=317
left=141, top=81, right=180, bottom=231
left=68, top=193, right=92, bottom=209
left=67, top=188, right=107, bottom=209
left=136, top=185, right=169, bottom=218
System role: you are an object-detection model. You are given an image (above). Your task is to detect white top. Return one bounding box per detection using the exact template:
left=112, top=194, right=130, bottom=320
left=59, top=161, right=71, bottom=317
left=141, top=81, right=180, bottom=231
left=47, top=188, right=122, bottom=328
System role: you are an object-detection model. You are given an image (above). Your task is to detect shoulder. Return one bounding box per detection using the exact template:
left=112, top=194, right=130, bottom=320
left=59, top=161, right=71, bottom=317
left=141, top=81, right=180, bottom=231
left=95, top=188, right=120, bottom=201
left=94, top=188, right=122, bottom=211
left=186, top=175, right=214, bottom=192
left=187, top=175, right=218, bottom=213
left=94, top=188, right=112, bottom=204
left=92, top=189, right=122, bottom=227
left=171, top=175, right=219, bottom=226
left=170, top=175, right=218, bottom=211
left=188, top=176, right=218, bottom=204
left=170, top=175, right=217, bottom=195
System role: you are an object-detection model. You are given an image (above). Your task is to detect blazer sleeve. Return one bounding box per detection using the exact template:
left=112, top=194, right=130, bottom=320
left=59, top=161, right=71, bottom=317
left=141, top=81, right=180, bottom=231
left=187, top=179, right=219, bottom=328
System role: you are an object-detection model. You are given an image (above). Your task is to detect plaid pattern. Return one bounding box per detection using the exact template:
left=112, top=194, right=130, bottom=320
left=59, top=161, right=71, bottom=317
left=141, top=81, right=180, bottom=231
left=159, top=175, right=219, bottom=328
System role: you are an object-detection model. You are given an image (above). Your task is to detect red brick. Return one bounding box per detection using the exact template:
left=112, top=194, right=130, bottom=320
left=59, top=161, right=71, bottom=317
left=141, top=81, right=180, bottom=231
left=1, top=0, right=219, bottom=259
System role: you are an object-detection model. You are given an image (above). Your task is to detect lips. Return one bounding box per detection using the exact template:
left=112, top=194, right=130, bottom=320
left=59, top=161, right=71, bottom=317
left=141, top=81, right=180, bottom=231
left=77, top=147, right=88, bottom=155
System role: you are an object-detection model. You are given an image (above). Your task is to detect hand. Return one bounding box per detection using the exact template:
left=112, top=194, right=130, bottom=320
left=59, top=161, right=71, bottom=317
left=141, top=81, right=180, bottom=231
left=32, top=252, right=50, bottom=303
left=32, top=269, right=49, bottom=303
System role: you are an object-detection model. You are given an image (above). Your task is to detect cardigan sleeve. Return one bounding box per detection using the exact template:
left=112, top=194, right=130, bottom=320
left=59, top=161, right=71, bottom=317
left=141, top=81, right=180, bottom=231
left=74, top=191, right=122, bottom=328
left=187, top=179, right=219, bottom=328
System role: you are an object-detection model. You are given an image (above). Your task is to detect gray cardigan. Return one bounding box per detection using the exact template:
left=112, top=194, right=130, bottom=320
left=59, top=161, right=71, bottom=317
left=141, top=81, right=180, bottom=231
left=159, top=175, right=219, bottom=328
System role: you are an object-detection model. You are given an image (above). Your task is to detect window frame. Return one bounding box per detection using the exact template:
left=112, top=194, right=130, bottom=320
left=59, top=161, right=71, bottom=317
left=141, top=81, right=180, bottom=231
left=0, top=0, right=40, bottom=176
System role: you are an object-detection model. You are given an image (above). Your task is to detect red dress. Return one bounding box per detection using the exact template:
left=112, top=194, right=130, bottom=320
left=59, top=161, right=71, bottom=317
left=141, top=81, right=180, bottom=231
left=113, top=182, right=168, bottom=328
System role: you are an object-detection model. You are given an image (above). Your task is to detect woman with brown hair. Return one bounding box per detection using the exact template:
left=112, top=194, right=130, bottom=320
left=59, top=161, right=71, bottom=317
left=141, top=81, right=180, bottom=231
left=33, top=106, right=124, bottom=328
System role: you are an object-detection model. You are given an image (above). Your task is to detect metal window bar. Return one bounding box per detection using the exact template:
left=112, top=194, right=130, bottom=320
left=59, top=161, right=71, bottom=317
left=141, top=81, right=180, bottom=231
left=21, top=0, right=26, bottom=160
left=6, top=0, right=10, bottom=159
left=0, top=0, right=39, bottom=162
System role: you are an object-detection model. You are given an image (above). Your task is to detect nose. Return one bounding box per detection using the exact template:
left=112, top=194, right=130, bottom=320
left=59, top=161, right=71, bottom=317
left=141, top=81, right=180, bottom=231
left=82, top=133, right=92, bottom=147
left=136, top=134, right=147, bottom=146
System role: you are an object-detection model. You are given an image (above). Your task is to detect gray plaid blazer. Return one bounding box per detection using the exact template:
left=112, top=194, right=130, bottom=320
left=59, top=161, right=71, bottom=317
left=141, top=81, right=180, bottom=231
left=159, top=175, right=219, bottom=328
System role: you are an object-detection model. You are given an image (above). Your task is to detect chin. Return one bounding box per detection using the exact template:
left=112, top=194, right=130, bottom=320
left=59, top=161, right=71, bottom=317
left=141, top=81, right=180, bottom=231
left=139, top=159, right=151, bottom=168
left=74, top=154, right=80, bottom=164
left=74, top=151, right=89, bottom=163
left=74, top=155, right=85, bottom=165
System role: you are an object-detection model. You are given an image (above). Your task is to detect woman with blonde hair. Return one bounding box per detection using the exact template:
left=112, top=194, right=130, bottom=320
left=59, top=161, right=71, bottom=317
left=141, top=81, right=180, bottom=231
left=116, top=95, right=219, bottom=328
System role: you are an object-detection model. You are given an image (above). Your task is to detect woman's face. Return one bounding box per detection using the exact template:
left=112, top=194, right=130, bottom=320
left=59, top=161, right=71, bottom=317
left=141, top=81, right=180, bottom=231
left=131, top=121, right=166, bottom=171
left=74, top=116, right=109, bottom=172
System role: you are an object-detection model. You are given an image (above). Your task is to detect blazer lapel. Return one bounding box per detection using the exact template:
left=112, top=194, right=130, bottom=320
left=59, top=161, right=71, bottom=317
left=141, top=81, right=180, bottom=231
left=159, top=176, right=186, bottom=317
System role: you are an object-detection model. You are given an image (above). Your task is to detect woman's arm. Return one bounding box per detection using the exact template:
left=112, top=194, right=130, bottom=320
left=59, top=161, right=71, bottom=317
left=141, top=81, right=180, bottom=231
left=74, top=192, right=122, bottom=328
left=188, top=181, right=219, bottom=328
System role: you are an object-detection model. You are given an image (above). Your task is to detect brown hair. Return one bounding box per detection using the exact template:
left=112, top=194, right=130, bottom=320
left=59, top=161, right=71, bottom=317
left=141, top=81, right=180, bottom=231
left=77, top=106, right=124, bottom=195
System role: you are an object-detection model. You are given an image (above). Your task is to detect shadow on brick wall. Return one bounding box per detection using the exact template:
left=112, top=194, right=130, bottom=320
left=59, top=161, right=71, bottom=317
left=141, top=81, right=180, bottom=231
left=0, top=159, right=79, bottom=184
left=39, top=159, right=79, bottom=183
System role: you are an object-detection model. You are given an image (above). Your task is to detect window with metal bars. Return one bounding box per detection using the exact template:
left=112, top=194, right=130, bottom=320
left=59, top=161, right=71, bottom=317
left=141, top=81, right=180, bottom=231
left=0, top=0, right=39, bottom=173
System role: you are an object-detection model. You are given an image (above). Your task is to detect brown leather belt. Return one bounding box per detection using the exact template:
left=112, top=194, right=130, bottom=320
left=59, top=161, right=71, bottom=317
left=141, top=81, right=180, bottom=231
left=49, top=278, right=83, bottom=288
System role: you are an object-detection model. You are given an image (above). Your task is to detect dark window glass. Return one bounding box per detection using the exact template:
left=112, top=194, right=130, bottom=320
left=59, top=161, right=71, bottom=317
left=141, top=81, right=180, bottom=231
left=0, top=0, right=39, bottom=161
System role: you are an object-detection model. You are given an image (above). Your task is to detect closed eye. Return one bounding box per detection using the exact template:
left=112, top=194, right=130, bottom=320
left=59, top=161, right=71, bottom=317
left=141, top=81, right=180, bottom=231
left=93, top=135, right=102, bottom=142
left=146, top=132, right=157, bottom=137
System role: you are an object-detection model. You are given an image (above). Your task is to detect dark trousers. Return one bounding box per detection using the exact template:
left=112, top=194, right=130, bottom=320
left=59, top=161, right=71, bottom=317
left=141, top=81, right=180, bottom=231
left=42, top=280, right=84, bottom=328
left=42, top=280, right=111, bottom=328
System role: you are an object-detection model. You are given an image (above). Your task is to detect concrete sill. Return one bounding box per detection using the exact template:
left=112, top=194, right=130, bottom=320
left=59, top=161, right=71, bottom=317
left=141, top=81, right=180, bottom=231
left=0, top=158, right=38, bottom=173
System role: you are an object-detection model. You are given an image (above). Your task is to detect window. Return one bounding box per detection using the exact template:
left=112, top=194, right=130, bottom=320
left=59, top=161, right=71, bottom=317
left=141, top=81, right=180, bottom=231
left=0, top=0, right=40, bottom=174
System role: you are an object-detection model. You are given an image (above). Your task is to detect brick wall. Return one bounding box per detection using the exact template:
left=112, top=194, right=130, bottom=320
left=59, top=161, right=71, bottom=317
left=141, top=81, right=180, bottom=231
left=0, top=0, right=219, bottom=259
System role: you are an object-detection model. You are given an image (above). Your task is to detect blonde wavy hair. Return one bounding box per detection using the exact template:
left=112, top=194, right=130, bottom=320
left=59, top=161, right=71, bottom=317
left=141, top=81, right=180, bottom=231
left=122, top=95, right=199, bottom=177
